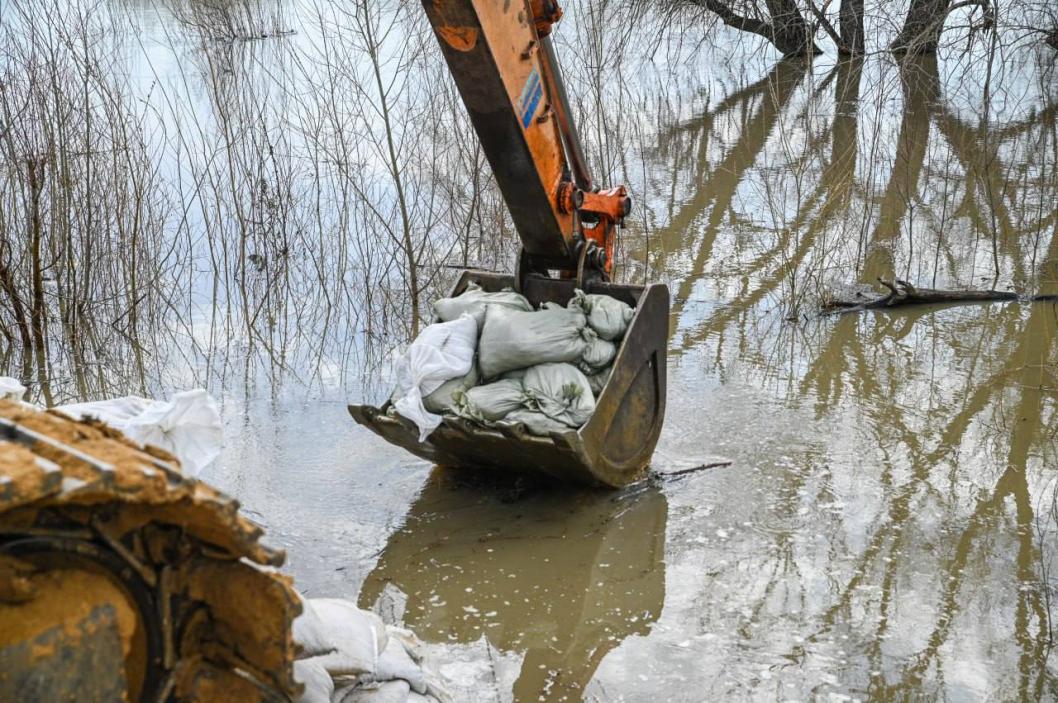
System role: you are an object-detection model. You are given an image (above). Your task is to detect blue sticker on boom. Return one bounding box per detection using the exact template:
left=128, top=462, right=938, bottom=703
left=518, top=68, right=543, bottom=129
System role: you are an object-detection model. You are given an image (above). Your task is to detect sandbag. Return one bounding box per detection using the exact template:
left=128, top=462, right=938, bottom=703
left=569, top=289, right=634, bottom=341
left=293, top=659, right=334, bottom=703
left=390, top=316, right=477, bottom=441
left=579, top=328, right=616, bottom=372
left=433, top=281, right=532, bottom=327
left=57, top=389, right=222, bottom=476
left=294, top=598, right=388, bottom=677
left=587, top=366, right=612, bottom=396
left=0, top=376, right=26, bottom=401
left=372, top=637, right=428, bottom=695
left=454, top=379, right=525, bottom=423
left=334, top=680, right=412, bottom=703
left=522, top=363, right=595, bottom=428
left=478, top=306, right=588, bottom=379
left=499, top=409, right=574, bottom=437
left=422, top=365, right=478, bottom=415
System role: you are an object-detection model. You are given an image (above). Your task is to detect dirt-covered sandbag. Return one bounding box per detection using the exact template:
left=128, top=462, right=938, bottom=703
left=422, top=365, right=478, bottom=415
left=498, top=409, right=573, bottom=437
left=579, top=328, right=616, bottom=373
left=478, top=306, right=589, bottom=379
left=569, top=289, right=634, bottom=341
left=586, top=366, right=611, bottom=396
left=454, top=379, right=526, bottom=423
left=522, top=363, right=595, bottom=428
left=433, top=281, right=533, bottom=327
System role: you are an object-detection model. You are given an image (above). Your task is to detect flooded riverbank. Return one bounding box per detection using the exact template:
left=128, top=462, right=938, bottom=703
left=2, top=0, right=1057, bottom=699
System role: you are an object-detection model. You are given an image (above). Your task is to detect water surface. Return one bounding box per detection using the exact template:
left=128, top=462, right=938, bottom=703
left=1, top=0, right=1057, bottom=700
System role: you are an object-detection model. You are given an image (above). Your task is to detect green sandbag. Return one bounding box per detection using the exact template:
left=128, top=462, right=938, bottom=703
left=522, top=363, right=595, bottom=428
left=433, top=281, right=533, bottom=327
left=423, top=364, right=479, bottom=414
left=568, top=289, right=634, bottom=341
left=478, top=306, right=589, bottom=379
left=499, top=409, right=573, bottom=437
left=454, top=378, right=526, bottom=423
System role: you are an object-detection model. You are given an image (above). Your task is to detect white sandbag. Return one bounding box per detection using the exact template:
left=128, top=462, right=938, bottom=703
left=478, top=306, right=588, bottom=379
left=0, top=376, right=26, bottom=400
left=454, top=379, right=525, bottom=423
left=390, top=316, right=477, bottom=441
left=433, top=281, right=533, bottom=327
left=422, top=365, right=478, bottom=415
left=382, top=627, right=451, bottom=702
left=579, top=328, right=616, bottom=372
left=334, top=680, right=411, bottom=703
left=372, top=637, right=428, bottom=695
left=522, top=363, right=595, bottom=428
left=499, top=409, right=574, bottom=437
left=587, top=366, right=612, bottom=396
left=56, top=389, right=222, bottom=476
left=293, top=595, right=338, bottom=659
left=569, top=289, right=634, bottom=341
left=294, top=658, right=334, bottom=703
left=296, top=598, right=388, bottom=677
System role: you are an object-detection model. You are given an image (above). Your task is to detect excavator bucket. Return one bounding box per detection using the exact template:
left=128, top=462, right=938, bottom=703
left=348, top=270, right=669, bottom=488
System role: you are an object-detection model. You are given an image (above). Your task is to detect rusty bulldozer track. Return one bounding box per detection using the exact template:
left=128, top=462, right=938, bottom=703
left=0, top=399, right=302, bottom=702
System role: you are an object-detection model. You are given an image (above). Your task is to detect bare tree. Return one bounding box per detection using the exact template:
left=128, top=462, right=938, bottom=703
left=838, top=0, right=865, bottom=54
left=805, top=0, right=865, bottom=55
left=890, top=0, right=993, bottom=54
left=683, top=0, right=821, bottom=55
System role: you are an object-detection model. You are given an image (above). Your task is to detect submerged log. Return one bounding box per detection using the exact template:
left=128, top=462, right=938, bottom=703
left=824, top=279, right=1029, bottom=313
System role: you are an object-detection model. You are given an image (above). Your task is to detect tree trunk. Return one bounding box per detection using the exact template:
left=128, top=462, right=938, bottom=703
left=689, top=0, right=820, bottom=56
left=765, top=0, right=818, bottom=56
left=891, top=0, right=952, bottom=54
left=838, top=0, right=865, bottom=55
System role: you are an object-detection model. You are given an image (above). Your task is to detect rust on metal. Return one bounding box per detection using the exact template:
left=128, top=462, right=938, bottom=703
left=0, top=401, right=302, bottom=701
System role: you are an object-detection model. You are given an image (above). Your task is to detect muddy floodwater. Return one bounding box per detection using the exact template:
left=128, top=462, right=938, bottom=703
left=3, top=0, right=1058, bottom=700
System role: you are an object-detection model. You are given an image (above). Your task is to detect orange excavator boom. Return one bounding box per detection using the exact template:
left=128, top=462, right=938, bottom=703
left=421, top=0, right=629, bottom=279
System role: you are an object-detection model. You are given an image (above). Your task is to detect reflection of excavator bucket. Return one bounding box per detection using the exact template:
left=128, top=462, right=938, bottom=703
left=0, top=401, right=300, bottom=702
left=358, top=468, right=668, bottom=700
left=350, top=0, right=669, bottom=486
left=349, top=270, right=668, bottom=487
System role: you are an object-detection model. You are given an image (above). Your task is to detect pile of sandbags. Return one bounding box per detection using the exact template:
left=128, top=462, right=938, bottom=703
left=387, top=282, right=634, bottom=438
left=0, top=377, right=224, bottom=476
left=293, top=595, right=449, bottom=703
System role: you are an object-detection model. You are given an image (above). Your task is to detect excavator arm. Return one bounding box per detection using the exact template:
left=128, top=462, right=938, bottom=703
left=351, top=0, right=669, bottom=488
left=421, top=0, right=630, bottom=281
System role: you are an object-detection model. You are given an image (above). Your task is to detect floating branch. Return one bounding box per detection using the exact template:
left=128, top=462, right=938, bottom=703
left=824, top=279, right=1058, bottom=313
